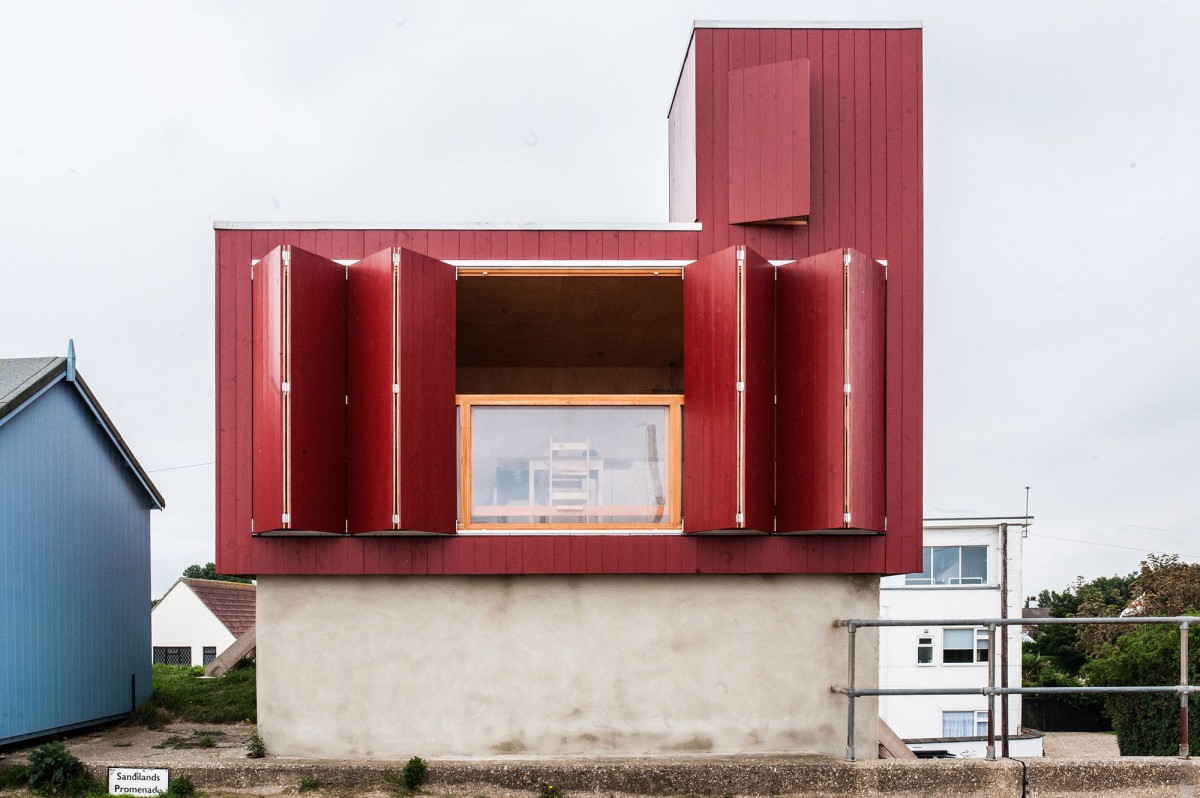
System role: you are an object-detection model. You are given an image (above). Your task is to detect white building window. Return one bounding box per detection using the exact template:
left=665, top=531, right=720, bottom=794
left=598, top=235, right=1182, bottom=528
left=943, top=710, right=990, bottom=737
left=153, top=646, right=191, bottom=666
left=905, top=545, right=988, bottom=586
left=917, top=635, right=933, bottom=664
left=203, top=646, right=217, bottom=665
left=942, top=628, right=989, bottom=664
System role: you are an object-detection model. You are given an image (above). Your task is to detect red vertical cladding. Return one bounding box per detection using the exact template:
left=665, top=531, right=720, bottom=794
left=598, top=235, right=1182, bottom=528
left=727, top=59, right=810, bottom=224
left=396, top=248, right=457, bottom=533
left=845, top=250, right=887, bottom=533
left=251, top=247, right=286, bottom=532
left=683, top=246, right=739, bottom=533
left=776, top=248, right=847, bottom=533
left=740, top=247, right=775, bottom=533
left=347, top=248, right=396, bottom=532
left=286, top=246, right=348, bottom=533
left=777, top=247, right=886, bottom=534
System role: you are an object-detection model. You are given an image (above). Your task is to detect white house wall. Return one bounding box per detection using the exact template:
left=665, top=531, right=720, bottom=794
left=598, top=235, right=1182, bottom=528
left=151, top=582, right=236, bottom=666
left=878, top=525, right=1023, bottom=742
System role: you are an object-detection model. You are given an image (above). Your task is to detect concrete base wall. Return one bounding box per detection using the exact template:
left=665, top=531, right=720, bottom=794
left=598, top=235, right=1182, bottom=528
left=257, top=574, right=878, bottom=759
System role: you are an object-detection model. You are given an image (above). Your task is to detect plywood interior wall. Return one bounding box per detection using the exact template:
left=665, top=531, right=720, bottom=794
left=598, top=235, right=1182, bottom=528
left=456, top=276, right=684, bottom=394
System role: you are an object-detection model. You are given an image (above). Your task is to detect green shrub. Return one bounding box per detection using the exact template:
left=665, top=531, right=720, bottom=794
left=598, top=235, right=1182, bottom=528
left=1083, top=620, right=1200, bottom=755
left=402, top=756, right=428, bottom=791
left=24, top=741, right=97, bottom=796
left=165, top=775, right=196, bottom=797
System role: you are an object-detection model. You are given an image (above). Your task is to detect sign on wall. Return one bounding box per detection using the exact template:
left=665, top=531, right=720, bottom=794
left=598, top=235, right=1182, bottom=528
left=108, top=767, right=169, bottom=796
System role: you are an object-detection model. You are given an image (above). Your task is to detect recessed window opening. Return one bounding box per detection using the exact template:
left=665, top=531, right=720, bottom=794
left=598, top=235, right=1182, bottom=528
left=456, top=274, right=683, bottom=395
left=942, top=627, right=989, bottom=664
left=904, top=545, right=988, bottom=586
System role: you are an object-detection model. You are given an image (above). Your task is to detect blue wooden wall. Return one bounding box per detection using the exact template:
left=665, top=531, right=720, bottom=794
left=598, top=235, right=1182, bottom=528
left=0, top=380, right=153, bottom=745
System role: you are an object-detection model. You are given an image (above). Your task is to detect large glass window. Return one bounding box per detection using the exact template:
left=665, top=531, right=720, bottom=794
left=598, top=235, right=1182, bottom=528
left=942, top=710, right=989, bottom=737
left=464, top=401, right=678, bottom=526
left=904, top=545, right=989, bottom=586
left=942, top=627, right=989, bottom=664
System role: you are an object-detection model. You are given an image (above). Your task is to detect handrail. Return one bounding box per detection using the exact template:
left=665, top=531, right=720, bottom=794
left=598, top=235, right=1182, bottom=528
left=834, top=615, right=1195, bottom=761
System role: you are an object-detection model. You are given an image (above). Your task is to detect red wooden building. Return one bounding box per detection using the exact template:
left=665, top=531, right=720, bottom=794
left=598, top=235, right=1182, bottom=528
left=216, top=21, right=922, bottom=759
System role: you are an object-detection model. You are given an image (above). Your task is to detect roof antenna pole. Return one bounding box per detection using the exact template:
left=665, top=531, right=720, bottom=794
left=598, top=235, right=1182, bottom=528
left=1023, top=486, right=1030, bottom=538
left=66, top=339, right=76, bottom=382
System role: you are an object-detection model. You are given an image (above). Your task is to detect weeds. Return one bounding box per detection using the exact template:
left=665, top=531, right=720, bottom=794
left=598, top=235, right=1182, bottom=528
left=246, top=730, right=266, bottom=758
left=24, top=741, right=101, bottom=796
left=539, top=784, right=564, bottom=798
left=299, top=775, right=322, bottom=792
left=165, top=775, right=196, bottom=797
left=402, top=756, right=428, bottom=791
left=0, top=763, right=28, bottom=790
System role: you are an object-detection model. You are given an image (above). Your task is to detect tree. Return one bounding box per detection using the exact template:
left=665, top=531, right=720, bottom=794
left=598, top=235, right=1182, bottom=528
left=182, top=562, right=252, bottom=584
left=1028, top=572, right=1135, bottom=674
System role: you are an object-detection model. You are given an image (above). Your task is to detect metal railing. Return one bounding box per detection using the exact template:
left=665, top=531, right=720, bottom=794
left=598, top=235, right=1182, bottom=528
left=834, top=615, right=1199, bottom=761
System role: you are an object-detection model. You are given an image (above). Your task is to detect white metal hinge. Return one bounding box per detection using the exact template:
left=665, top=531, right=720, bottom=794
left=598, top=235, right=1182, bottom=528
left=281, top=382, right=290, bottom=393
left=250, top=518, right=254, bottom=533
left=843, top=383, right=851, bottom=394
left=282, top=513, right=290, bottom=524
left=843, top=251, right=851, bottom=267
left=392, top=383, right=399, bottom=394
left=884, top=516, right=888, bottom=532
left=736, top=381, right=745, bottom=392
left=844, top=512, right=852, bottom=525
left=392, top=514, right=400, bottom=525
left=345, top=265, right=349, bottom=280
left=736, top=247, right=746, bottom=265
left=282, top=249, right=291, bottom=267
left=250, top=264, right=254, bottom=280
left=877, top=259, right=888, bottom=281
left=774, top=394, right=778, bottom=405
left=392, top=251, right=400, bottom=267
left=736, top=513, right=744, bottom=524
left=345, top=520, right=349, bottom=533
left=345, top=395, right=349, bottom=406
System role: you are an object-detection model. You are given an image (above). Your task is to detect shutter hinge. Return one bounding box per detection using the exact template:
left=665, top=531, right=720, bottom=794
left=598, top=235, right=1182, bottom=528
left=250, top=264, right=254, bottom=280
left=843, top=250, right=851, bottom=267
left=878, top=259, right=888, bottom=280
left=736, top=381, right=745, bottom=392
left=281, top=382, right=290, bottom=393
left=736, top=247, right=746, bottom=265
left=345, top=519, right=349, bottom=533
left=345, top=395, right=349, bottom=406
left=393, top=383, right=400, bottom=394
left=392, top=513, right=400, bottom=525
left=884, top=516, right=888, bottom=532
left=282, top=249, right=291, bottom=267
left=735, top=512, right=744, bottom=524
left=774, top=394, right=778, bottom=405
left=392, top=251, right=400, bottom=267
left=282, top=513, right=290, bottom=524
left=844, top=383, right=851, bottom=394
left=250, top=518, right=254, bottom=533
left=345, top=264, right=349, bottom=280
left=843, top=512, right=852, bottom=525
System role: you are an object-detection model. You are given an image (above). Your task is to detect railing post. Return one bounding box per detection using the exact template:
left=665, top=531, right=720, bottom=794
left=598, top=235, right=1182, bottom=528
left=1181, top=620, right=1190, bottom=759
left=845, top=622, right=858, bottom=761
left=986, top=623, right=996, bottom=761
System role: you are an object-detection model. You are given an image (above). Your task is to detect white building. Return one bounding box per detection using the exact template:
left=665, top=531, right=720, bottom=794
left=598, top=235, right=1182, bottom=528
left=151, top=578, right=255, bottom=667
left=879, top=518, right=1042, bottom=757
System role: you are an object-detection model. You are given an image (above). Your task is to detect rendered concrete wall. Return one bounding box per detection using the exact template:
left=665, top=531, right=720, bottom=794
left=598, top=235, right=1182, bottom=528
left=258, top=574, right=878, bottom=759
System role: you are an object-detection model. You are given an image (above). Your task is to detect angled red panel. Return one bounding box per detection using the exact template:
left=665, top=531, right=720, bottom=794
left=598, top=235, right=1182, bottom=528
left=728, top=59, right=810, bottom=224
left=347, top=248, right=396, bottom=532
left=776, top=248, right=885, bottom=533
left=683, top=246, right=739, bottom=533
left=846, top=249, right=887, bottom=532
left=286, top=246, right=347, bottom=532
left=251, top=247, right=285, bottom=533
left=348, top=248, right=456, bottom=533
left=397, top=248, right=457, bottom=533
left=740, top=247, right=775, bottom=533
left=252, top=245, right=346, bottom=534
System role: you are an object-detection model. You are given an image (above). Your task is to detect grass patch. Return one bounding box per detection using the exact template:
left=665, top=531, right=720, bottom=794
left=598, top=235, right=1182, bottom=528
left=152, top=730, right=227, bottom=750
left=136, top=664, right=256, bottom=725
left=299, top=775, right=322, bottom=792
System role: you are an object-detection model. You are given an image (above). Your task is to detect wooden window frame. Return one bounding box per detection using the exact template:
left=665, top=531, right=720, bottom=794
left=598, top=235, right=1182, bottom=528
left=456, top=394, right=683, bottom=531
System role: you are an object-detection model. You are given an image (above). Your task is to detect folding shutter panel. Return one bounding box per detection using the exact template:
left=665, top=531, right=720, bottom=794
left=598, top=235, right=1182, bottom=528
left=683, top=245, right=773, bottom=533
left=347, top=247, right=456, bottom=533
left=728, top=59, right=811, bottom=224
left=252, top=245, right=347, bottom=533
left=346, top=248, right=395, bottom=532
left=776, top=248, right=886, bottom=533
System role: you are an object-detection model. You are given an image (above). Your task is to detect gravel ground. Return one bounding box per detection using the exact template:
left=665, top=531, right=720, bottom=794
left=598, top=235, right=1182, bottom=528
left=1040, top=731, right=1122, bottom=758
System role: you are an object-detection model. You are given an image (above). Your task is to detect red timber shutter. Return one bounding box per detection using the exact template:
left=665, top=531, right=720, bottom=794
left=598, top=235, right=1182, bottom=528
left=347, top=247, right=456, bottom=533
left=683, top=245, right=774, bottom=533
left=776, top=248, right=886, bottom=533
left=728, top=59, right=811, bottom=225
left=251, top=245, right=347, bottom=533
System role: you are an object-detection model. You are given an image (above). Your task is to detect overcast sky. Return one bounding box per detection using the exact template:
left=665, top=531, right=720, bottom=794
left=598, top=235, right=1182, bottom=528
left=2, top=1, right=1198, bottom=601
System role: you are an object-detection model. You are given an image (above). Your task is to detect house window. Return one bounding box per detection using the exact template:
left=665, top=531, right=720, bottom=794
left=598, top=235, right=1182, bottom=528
left=942, top=628, right=989, bottom=664
left=203, top=647, right=217, bottom=666
left=904, top=546, right=988, bottom=586
left=917, top=635, right=933, bottom=664
left=943, top=710, right=990, bottom=737
left=153, top=646, right=191, bottom=666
